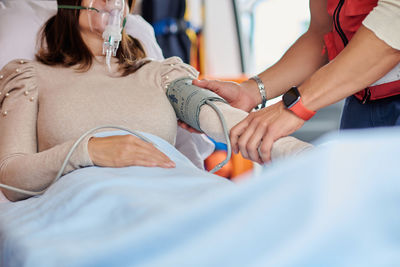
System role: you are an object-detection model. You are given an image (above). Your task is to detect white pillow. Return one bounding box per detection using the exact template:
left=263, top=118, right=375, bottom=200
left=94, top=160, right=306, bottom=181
left=0, top=1, right=166, bottom=68
left=0, top=1, right=57, bottom=69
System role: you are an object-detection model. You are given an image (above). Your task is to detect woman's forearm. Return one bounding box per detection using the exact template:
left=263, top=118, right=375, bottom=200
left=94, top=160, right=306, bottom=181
left=198, top=102, right=312, bottom=160
left=300, top=25, right=400, bottom=111
left=199, top=102, right=248, bottom=143
left=0, top=137, right=93, bottom=202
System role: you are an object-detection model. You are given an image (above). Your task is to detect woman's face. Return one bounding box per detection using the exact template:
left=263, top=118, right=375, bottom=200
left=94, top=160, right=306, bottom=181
left=79, top=0, right=109, bottom=36
left=79, top=0, right=128, bottom=36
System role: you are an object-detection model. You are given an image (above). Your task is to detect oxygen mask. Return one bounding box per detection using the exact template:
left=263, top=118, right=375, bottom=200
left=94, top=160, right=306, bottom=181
left=58, top=0, right=127, bottom=71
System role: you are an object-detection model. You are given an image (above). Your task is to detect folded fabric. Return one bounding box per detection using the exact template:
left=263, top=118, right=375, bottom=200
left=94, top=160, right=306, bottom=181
left=1, top=127, right=400, bottom=266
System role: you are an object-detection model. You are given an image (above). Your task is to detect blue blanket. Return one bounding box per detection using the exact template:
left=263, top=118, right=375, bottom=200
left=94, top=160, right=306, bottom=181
left=1, top=129, right=400, bottom=267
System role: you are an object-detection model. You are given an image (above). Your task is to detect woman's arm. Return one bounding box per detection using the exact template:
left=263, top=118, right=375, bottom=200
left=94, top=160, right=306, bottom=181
left=0, top=60, right=175, bottom=201
left=159, top=58, right=312, bottom=162
left=0, top=61, right=95, bottom=201
left=198, top=102, right=312, bottom=162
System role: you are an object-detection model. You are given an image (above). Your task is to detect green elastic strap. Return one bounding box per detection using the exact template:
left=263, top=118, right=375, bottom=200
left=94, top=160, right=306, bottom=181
left=121, top=17, right=127, bottom=33
left=121, top=17, right=126, bottom=32
left=58, top=5, right=100, bottom=12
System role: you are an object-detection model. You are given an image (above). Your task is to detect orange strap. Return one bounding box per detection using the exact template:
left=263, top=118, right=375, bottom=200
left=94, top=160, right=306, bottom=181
left=289, top=100, right=316, bottom=121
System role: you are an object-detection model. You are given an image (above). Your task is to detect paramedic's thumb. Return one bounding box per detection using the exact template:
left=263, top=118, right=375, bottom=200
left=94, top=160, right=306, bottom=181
left=198, top=102, right=313, bottom=161
left=192, top=79, right=225, bottom=94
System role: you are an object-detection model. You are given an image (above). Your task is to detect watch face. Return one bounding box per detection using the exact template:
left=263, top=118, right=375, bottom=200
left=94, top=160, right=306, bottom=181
left=283, top=86, right=300, bottom=108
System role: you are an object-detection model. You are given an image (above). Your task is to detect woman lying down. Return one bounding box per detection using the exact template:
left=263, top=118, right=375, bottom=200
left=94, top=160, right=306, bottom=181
left=0, top=0, right=311, bottom=202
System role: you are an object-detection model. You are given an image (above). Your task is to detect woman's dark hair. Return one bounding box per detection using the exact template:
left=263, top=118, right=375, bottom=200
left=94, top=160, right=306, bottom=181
left=36, top=0, right=148, bottom=76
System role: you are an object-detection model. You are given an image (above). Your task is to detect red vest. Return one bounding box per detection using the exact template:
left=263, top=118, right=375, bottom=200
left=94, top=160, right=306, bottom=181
left=324, top=0, right=400, bottom=102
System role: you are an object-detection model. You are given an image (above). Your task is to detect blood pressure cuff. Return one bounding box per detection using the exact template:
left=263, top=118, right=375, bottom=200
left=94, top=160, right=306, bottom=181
left=166, top=78, right=227, bottom=132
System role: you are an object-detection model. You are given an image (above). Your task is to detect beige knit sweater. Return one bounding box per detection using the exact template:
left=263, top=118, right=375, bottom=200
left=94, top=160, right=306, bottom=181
left=0, top=57, right=311, bottom=196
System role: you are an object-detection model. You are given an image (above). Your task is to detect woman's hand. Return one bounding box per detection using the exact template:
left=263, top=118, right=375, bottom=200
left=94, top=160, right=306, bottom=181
left=88, top=135, right=176, bottom=168
left=230, top=101, right=305, bottom=163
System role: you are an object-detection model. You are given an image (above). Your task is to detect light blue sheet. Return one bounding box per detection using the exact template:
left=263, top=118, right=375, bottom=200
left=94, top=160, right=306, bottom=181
left=1, top=129, right=400, bottom=267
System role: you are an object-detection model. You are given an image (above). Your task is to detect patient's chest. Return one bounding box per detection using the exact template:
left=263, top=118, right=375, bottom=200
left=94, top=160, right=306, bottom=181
left=35, top=62, right=177, bottom=151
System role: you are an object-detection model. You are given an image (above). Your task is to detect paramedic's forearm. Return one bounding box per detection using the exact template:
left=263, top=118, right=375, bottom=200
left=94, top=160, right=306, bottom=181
left=251, top=28, right=329, bottom=100
left=300, top=25, right=400, bottom=111
left=243, top=0, right=332, bottom=101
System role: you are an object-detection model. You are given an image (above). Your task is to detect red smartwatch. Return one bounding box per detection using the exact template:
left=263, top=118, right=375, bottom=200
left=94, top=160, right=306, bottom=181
left=282, top=86, right=316, bottom=121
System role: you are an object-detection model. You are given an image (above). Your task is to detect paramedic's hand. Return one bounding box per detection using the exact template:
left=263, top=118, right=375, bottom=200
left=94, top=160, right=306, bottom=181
left=230, top=101, right=304, bottom=163
left=88, top=135, right=176, bottom=168
left=192, top=79, right=259, bottom=112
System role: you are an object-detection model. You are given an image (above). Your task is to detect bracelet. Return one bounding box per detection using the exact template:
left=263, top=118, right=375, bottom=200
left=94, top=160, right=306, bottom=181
left=250, top=75, right=267, bottom=109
